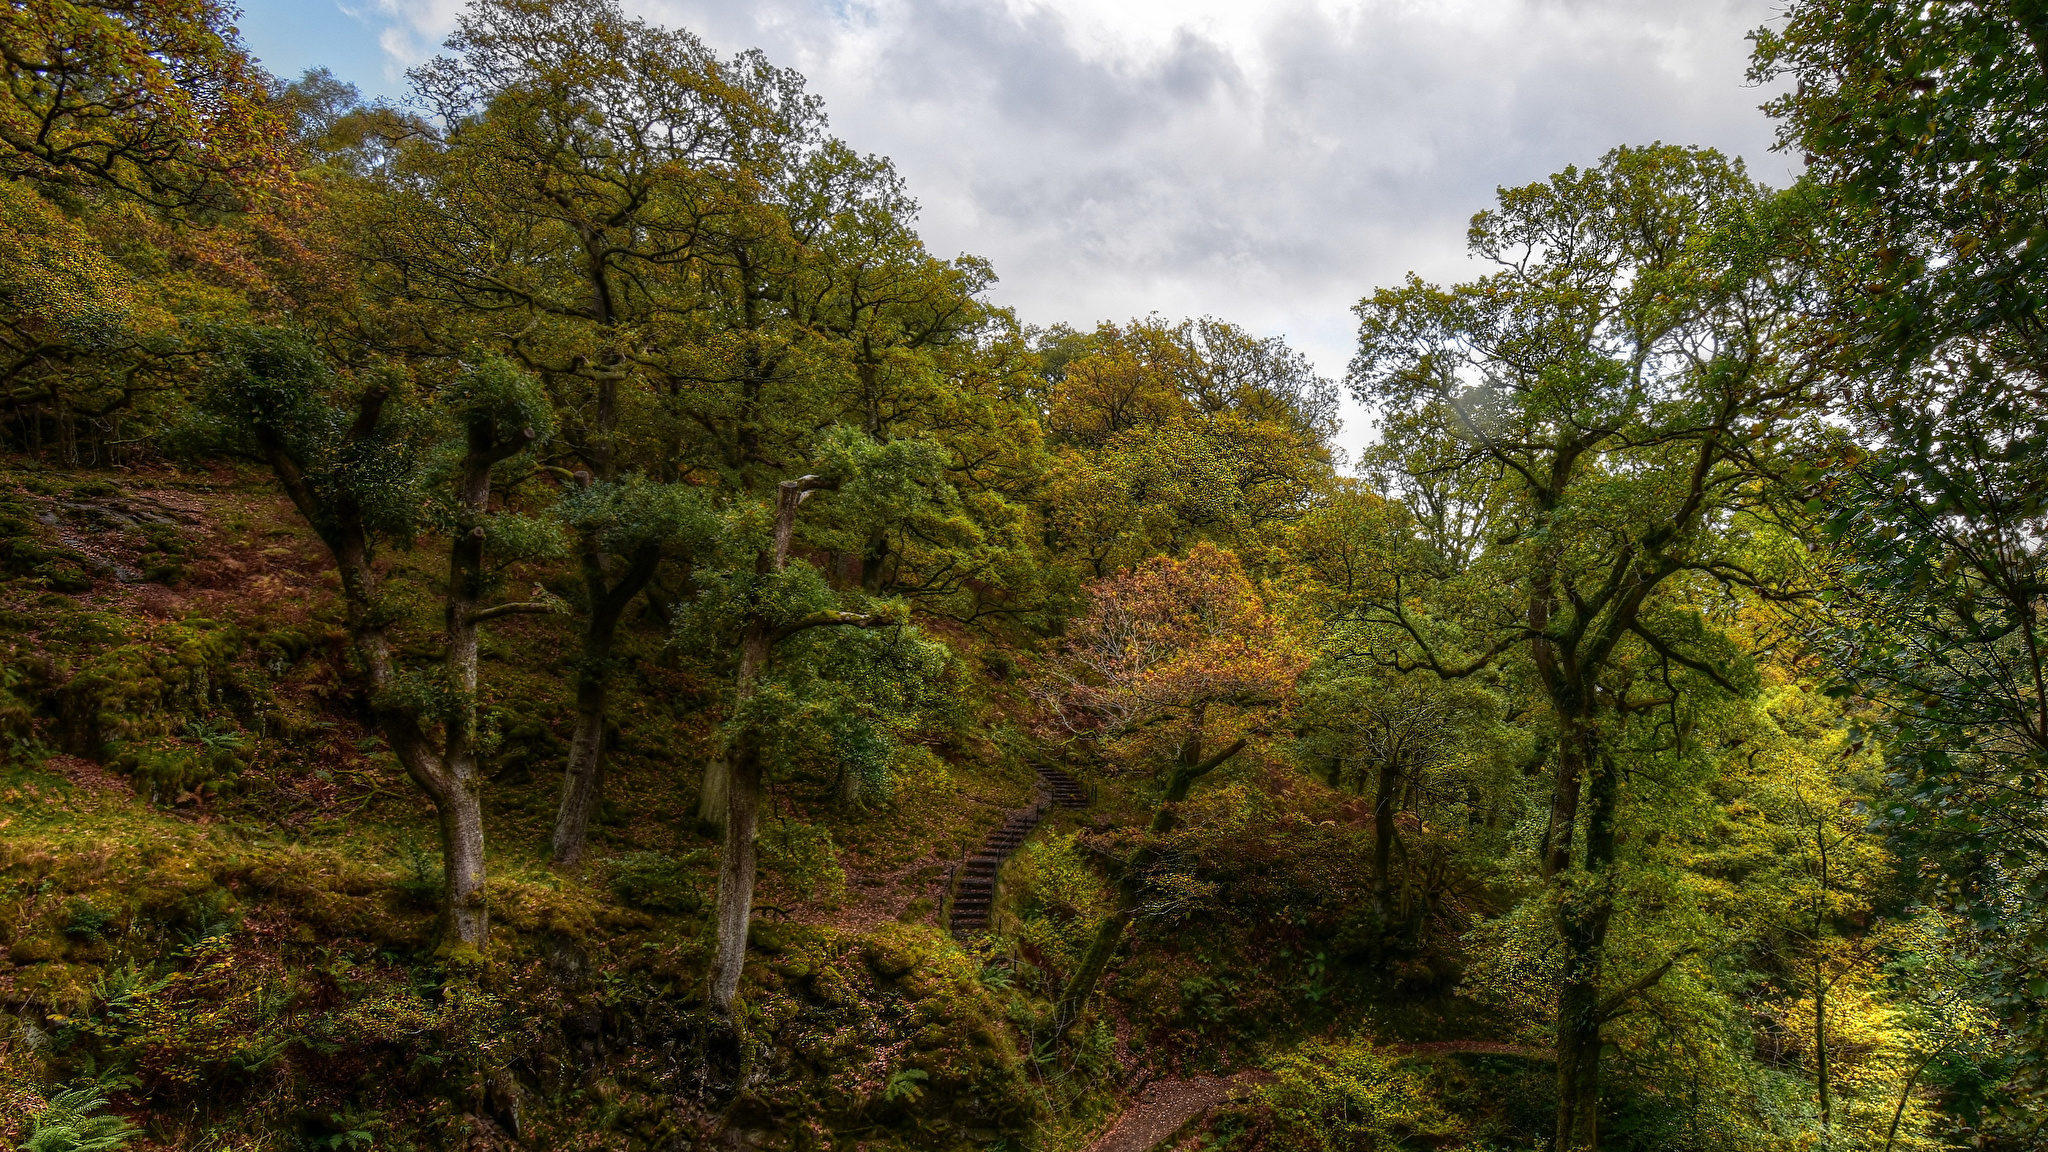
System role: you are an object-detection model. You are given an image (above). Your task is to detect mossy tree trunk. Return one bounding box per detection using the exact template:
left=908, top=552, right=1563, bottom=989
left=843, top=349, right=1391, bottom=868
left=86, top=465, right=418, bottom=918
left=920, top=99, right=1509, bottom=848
left=551, top=529, right=661, bottom=867
left=1370, top=735, right=1404, bottom=919
left=254, top=380, right=548, bottom=953
left=707, top=475, right=886, bottom=1021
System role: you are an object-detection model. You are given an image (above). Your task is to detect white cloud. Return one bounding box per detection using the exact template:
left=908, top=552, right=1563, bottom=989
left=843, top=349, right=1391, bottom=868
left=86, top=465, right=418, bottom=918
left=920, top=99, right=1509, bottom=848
left=350, top=0, right=1793, bottom=458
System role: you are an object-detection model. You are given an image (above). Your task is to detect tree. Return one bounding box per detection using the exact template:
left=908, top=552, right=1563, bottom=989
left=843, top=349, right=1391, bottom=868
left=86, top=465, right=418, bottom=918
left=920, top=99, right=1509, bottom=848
left=1757, top=2, right=2048, bottom=1126
left=1039, top=542, right=1302, bottom=1038
left=0, top=0, right=287, bottom=207
left=0, top=0, right=296, bottom=462
left=548, top=475, right=717, bottom=863
left=363, top=0, right=786, bottom=866
left=1753, top=0, right=2048, bottom=372
left=1347, top=145, right=1810, bottom=1150
left=1294, top=663, right=1501, bottom=920
left=1036, top=318, right=1339, bottom=579
left=698, top=430, right=946, bottom=1021
left=1729, top=691, right=1894, bottom=1146
left=198, top=330, right=558, bottom=952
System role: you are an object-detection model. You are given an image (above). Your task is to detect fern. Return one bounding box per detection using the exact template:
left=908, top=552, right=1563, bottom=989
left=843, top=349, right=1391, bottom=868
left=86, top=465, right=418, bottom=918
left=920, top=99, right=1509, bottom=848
left=883, top=1067, right=928, bottom=1104
left=18, top=1087, right=138, bottom=1152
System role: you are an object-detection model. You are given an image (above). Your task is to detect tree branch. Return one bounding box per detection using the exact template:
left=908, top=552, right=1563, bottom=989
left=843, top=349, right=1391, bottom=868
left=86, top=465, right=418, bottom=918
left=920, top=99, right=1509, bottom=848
left=1629, top=622, right=1741, bottom=694
left=468, top=597, right=567, bottom=624
left=769, top=610, right=892, bottom=645
left=1597, top=947, right=1699, bottom=1023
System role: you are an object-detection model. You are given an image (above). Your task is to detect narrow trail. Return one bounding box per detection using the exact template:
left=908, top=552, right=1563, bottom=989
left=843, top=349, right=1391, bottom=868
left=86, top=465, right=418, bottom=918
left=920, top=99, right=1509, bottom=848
left=947, top=763, right=1085, bottom=935
left=1082, top=1072, right=1273, bottom=1152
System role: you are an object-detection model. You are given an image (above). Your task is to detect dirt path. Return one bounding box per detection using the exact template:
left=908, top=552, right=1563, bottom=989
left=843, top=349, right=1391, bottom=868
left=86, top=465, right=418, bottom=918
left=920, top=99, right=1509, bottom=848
left=1394, top=1040, right=1555, bottom=1061
left=1083, top=1072, right=1273, bottom=1152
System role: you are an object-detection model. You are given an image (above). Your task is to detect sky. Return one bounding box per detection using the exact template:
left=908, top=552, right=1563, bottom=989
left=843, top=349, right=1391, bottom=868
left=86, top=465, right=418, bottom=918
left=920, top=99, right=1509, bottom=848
left=231, top=0, right=1793, bottom=461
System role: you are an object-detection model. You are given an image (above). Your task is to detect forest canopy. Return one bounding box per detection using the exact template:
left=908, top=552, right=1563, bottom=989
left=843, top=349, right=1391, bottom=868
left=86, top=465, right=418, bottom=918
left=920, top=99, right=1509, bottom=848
left=0, top=2, right=2041, bottom=1151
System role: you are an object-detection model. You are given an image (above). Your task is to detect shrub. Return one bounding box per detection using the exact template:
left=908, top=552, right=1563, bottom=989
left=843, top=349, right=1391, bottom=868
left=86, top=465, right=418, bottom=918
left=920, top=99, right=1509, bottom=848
left=1002, top=833, right=1112, bottom=972
left=1255, top=1039, right=1460, bottom=1152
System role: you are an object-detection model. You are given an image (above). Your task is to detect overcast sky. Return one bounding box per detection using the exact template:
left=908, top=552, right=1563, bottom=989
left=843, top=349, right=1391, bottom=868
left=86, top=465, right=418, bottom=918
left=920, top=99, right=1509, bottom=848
left=234, top=0, right=1793, bottom=460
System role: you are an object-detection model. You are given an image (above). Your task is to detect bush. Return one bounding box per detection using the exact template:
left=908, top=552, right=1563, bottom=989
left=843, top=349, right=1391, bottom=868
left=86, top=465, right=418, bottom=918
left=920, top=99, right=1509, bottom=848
left=1001, top=833, right=1112, bottom=973
left=1253, top=1039, right=1460, bottom=1152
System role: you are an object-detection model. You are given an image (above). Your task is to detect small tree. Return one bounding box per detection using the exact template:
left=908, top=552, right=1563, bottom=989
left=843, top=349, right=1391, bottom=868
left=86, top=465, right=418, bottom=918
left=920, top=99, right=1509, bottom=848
left=200, top=329, right=559, bottom=952
left=1295, top=665, right=1500, bottom=920
left=695, top=430, right=949, bottom=1021
left=1041, top=542, right=1302, bottom=1038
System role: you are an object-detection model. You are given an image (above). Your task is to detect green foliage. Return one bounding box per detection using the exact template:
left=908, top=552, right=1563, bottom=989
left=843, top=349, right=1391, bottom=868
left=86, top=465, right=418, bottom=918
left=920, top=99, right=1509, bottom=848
left=555, top=475, right=719, bottom=557
left=1254, top=1039, right=1459, bottom=1152
left=759, top=821, right=846, bottom=904
left=883, top=1066, right=928, bottom=1104
left=60, top=901, right=112, bottom=942
left=1001, top=833, right=1112, bottom=972
left=17, top=1086, right=138, bottom=1152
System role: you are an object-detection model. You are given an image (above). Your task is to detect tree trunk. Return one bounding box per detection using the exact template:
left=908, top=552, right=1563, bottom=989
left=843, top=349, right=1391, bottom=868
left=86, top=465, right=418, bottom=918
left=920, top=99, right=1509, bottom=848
left=1552, top=745, right=1618, bottom=1152
left=551, top=541, right=661, bottom=867
left=697, top=756, right=730, bottom=827
left=707, top=476, right=819, bottom=1020
left=1540, top=709, right=1589, bottom=880
left=551, top=678, right=608, bottom=865
left=1883, top=1046, right=1943, bottom=1152
left=1816, top=968, right=1833, bottom=1145
left=1372, top=752, right=1401, bottom=919
left=707, top=739, right=762, bottom=1019
left=1052, top=725, right=1244, bottom=1040
left=429, top=419, right=515, bottom=951
left=439, top=774, right=490, bottom=949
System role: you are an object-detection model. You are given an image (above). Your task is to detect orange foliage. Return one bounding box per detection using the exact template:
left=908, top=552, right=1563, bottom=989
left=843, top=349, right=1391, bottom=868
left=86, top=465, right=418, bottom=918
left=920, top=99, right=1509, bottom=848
left=1044, top=542, right=1303, bottom=744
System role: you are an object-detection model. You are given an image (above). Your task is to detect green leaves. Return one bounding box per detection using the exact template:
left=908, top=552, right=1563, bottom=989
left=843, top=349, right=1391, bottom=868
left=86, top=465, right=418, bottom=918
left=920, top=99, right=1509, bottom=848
left=555, top=475, right=718, bottom=556
left=441, top=354, right=553, bottom=447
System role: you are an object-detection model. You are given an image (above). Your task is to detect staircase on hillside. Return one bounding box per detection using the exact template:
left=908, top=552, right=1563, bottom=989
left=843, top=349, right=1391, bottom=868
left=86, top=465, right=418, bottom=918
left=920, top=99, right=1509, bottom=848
left=948, top=763, right=1086, bottom=935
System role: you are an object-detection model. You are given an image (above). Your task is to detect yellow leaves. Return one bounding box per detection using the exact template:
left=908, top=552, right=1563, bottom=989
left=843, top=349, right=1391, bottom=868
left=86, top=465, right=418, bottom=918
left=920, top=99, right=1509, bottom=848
left=0, top=179, right=142, bottom=344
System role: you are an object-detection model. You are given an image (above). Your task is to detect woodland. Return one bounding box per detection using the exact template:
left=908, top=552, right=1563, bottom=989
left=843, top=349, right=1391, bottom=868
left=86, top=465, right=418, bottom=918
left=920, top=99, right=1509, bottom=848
left=0, top=1, right=2043, bottom=1150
